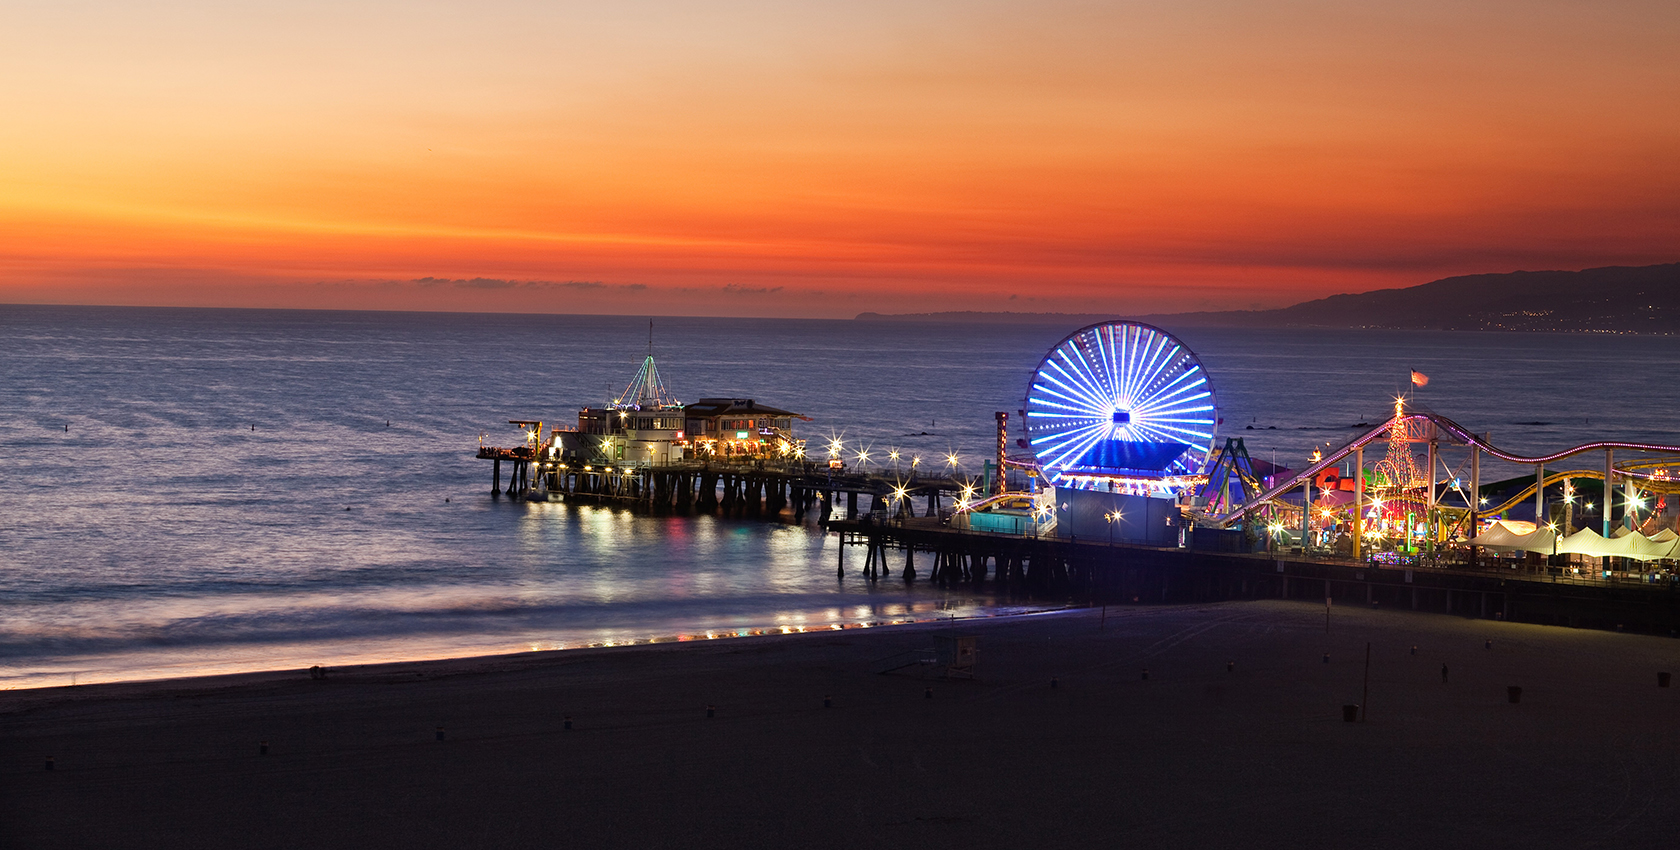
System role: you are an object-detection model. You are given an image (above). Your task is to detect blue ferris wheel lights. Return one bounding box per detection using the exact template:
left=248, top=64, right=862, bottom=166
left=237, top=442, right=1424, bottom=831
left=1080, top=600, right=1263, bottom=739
left=1024, top=321, right=1218, bottom=488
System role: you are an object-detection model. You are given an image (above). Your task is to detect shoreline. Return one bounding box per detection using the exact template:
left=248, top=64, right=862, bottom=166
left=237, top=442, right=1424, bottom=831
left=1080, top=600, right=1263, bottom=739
left=0, top=602, right=1075, bottom=696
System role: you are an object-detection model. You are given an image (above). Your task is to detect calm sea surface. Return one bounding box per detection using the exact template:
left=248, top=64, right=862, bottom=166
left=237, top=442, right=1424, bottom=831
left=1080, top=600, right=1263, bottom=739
left=3, top=305, right=1676, bottom=687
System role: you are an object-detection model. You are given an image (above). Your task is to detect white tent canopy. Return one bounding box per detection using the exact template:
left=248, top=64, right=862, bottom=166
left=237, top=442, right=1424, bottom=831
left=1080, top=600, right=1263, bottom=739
left=1469, top=521, right=1556, bottom=554
left=1557, top=528, right=1680, bottom=561
left=1470, top=521, right=1680, bottom=561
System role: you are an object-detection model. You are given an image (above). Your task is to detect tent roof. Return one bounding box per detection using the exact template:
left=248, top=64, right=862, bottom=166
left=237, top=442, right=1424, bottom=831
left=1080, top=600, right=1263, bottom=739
left=1469, top=521, right=1556, bottom=554
left=1558, top=528, right=1680, bottom=561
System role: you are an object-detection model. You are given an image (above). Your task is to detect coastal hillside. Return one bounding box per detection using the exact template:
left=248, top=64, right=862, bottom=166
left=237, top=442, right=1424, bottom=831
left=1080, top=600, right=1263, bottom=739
left=856, top=263, right=1680, bottom=332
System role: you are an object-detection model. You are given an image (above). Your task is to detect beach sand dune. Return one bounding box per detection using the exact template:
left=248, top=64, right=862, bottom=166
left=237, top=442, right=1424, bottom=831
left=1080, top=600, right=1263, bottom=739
left=4, top=600, right=1677, bottom=849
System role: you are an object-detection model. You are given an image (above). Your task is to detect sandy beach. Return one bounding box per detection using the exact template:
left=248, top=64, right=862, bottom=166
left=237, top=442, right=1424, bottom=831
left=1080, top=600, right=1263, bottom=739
left=4, top=599, right=1678, bottom=849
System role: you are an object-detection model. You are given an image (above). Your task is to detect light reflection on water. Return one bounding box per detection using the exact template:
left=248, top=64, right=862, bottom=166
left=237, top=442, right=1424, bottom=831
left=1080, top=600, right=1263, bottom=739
left=0, top=497, right=1033, bottom=688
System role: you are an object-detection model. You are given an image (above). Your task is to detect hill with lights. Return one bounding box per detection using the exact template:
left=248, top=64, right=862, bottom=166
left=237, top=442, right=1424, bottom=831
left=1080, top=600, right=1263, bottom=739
left=857, top=263, right=1680, bottom=333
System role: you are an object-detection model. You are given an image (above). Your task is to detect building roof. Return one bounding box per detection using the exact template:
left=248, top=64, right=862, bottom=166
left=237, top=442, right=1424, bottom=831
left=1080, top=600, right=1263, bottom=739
left=1067, top=439, right=1190, bottom=476
left=681, top=398, right=800, bottom=418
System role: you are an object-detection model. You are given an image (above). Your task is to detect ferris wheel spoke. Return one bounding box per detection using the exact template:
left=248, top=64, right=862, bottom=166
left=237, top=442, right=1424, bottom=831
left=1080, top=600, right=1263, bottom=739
left=1043, top=356, right=1107, bottom=407
left=1138, top=421, right=1215, bottom=443
left=1131, top=340, right=1178, bottom=406
left=1027, top=412, right=1104, bottom=421
left=1140, top=412, right=1217, bottom=426
left=1140, top=364, right=1204, bottom=407
left=1136, top=391, right=1213, bottom=420
left=1119, top=332, right=1156, bottom=402
left=1036, top=433, right=1111, bottom=472
left=1097, top=330, right=1123, bottom=400
left=1039, top=424, right=1115, bottom=471
left=1042, top=371, right=1111, bottom=417
left=1097, top=326, right=1119, bottom=402
left=1031, top=377, right=1105, bottom=413
left=1117, top=326, right=1146, bottom=404
left=1059, top=344, right=1112, bottom=409
left=1038, top=362, right=1106, bottom=406
left=1031, top=419, right=1107, bottom=452
left=1053, top=346, right=1101, bottom=396
left=1137, top=383, right=1211, bottom=412
left=1027, top=388, right=1100, bottom=415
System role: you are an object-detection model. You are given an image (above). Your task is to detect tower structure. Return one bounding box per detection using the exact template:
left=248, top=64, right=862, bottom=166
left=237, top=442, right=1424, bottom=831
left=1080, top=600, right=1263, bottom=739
left=614, top=320, right=678, bottom=409
left=1370, top=397, right=1427, bottom=536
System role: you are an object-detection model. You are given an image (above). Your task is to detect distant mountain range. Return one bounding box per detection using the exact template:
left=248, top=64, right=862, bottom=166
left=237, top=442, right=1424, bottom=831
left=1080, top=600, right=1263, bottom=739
left=855, top=263, right=1680, bottom=332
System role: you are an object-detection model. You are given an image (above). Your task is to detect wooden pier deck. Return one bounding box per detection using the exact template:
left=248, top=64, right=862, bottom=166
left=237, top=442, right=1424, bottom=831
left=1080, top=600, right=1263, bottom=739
left=475, top=448, right=1680, bottom=637
left=476, top=449, right=976, bottom=522
left=830, top=516, right=1680, bottom=636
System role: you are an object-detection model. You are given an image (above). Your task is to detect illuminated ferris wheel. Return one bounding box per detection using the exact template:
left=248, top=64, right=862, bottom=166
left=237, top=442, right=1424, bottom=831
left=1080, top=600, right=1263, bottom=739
left=1024, top=321, right=1217, bottom=487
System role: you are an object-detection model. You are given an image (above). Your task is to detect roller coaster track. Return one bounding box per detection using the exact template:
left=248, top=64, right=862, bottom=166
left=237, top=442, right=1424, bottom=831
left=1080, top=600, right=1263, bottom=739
left=1212, top=410, right=1680, bottom=525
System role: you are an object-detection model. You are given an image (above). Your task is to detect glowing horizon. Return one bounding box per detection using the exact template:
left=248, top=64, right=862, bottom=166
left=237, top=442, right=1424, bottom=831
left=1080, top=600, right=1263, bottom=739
left=2, top=0, right=1677, bottom=318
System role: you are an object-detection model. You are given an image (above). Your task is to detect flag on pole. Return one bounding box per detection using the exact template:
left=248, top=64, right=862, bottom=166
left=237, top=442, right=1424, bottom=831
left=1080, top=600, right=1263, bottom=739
left=1410, top=370, right=1429, bottom=387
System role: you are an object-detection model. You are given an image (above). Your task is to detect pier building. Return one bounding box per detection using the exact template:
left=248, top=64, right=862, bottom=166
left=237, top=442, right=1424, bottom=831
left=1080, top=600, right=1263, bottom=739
left=681, top=397, right=805, bottom=460
left=544, top=344, right=808, bottom=468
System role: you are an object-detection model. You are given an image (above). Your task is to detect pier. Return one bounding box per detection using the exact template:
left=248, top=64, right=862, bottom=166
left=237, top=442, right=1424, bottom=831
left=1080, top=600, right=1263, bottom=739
left=475, top=446, right=977, bottom=524
left=830, top=516, right=1680, bottom=635
left=474, top=321, right=1680, bottom=637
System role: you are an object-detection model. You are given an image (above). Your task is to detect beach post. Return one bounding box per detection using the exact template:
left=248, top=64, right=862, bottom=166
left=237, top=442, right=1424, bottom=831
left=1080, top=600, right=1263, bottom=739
left=824, top=695, right=832, bottom=708
left=706, top=704, right=715, bottom=718
left=1361, top=642, right=1371, bottom=721
left=436, top=726, right=445, bottom=741
left=564, top=715, right=573, bottom=730
left=1507, top=686, right=1523, bottom=704
left=45, top=756, right=54, bottom=771
left=1660, top=672, right=1671, bottom=688
left=259, top=741, right=268, bottom=755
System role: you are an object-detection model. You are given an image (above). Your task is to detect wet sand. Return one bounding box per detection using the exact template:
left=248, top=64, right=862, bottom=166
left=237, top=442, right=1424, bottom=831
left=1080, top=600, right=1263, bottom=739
left=4, top=600, right=1678, bottom=849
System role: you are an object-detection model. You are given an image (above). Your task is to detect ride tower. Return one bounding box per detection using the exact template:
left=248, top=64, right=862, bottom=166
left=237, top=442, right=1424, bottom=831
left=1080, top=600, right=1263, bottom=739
left=1369, top=396, right=1431, bottom=552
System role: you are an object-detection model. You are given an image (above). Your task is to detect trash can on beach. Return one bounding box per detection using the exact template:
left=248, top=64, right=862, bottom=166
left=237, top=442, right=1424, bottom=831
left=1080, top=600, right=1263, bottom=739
left=1341, top=704, right=1359, bottom=722
left=1659, top=672, right=1671, bottom=688
left=1507, top=686, right=1523, bottom=704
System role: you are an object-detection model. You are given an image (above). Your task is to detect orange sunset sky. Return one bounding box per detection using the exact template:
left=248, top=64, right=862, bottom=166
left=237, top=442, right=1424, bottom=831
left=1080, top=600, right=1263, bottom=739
left=2, top=0, right=1677, bottom=318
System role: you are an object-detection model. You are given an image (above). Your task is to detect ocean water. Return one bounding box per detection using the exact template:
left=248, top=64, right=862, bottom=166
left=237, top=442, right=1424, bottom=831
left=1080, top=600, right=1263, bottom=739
left=2, top=305, right=1676, bottom=687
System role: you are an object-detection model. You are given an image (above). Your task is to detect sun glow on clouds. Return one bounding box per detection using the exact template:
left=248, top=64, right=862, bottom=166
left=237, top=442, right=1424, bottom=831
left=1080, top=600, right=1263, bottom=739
left=1, top=0, right=1677, bottom=316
